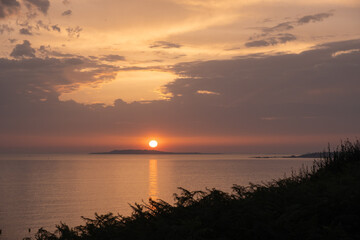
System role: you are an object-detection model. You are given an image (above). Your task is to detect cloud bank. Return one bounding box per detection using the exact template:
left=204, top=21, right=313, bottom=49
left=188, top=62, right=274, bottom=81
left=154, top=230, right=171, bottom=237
left=0, top=39, right=359, bottom=152
left=24, top=0, right=50, bottom=14
left=0, top=0, right=20, bottom=19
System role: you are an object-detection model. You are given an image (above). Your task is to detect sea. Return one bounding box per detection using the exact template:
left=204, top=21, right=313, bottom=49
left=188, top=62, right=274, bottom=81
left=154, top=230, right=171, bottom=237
left=0, top=153, right=316, bottom=240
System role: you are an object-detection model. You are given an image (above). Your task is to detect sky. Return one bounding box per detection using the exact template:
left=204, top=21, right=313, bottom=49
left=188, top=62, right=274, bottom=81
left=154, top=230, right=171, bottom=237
left=0, top=0, right=359, bottom=153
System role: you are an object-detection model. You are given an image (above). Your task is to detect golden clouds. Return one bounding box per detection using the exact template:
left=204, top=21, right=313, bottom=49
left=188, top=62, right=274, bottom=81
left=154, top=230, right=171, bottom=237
left=59, top=70, right=178, bottom=105
left=1, top=0, right=359, bottom=105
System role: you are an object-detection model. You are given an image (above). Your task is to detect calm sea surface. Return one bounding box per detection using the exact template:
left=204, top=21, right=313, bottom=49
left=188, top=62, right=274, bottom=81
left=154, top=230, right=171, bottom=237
left=0, top=154, right=315, bottom=239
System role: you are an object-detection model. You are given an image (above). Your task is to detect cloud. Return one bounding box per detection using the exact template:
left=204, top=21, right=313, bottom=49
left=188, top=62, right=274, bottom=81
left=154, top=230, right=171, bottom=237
left=262, top=22, right=294, bottom=33
left=100, top=54, right=126, bottom=62
left=297, top=12, right=333, bottom=25
left=260, top=12, right=334, bottom=34
left=23, top=0, right=50, bottom=14
left=276, top=33, right=297, bottom=43
left=38, top=45, right=78, bottom=58
left=245, top=33, right=296, bottom=47
left=245, top=39, right=270, bottom=47
left=66, top=26, right=82, bottom=38
left=0, top=24, right=13, bottom=34
left=332, top=49, right=360, bottom=58
left=247, top=11, right=335, bottom=48
left=2, top=45, right=120, bottom=105
left=19, top=27, right=33, bottom=35
left=170, top=39, right=360, bottom=115
left=61, top=9, right=72, bottom=16
left=36, top=20, right=50, bottom=31
left=197, top=90, right=220, bottom=95
left=62, top=0, right=69, bottom=5
left=10, top=40, right=36, bottom=58
left=150, top=41, right=182, bottom=49
left=0, top=39, right=359, bottom=152
left=0, top=0, right=20, bottom=19
left=52, top=25, right=61, bottom=32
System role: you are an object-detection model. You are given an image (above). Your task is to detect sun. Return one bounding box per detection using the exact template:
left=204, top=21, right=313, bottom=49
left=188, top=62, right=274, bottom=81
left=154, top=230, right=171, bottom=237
left=149, top=140, right=158, bottom=148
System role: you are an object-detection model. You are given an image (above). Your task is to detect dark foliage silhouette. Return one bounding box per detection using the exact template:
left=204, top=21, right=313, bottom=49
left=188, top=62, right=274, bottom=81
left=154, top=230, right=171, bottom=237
left=35, top=140, right=360, bottom=240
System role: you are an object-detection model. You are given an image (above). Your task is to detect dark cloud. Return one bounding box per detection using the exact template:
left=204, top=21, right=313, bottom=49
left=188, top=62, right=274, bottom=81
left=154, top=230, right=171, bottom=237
left=262, top=22, right=294, bottom=33
left=0, top=0, right=20, bottom=19
left=150, top=41, right=182, bottom=49
left=23, top=0, right=50, bottom=14
left=38, top=45, right=78, bottom=58
left=249, top=11, right=334, bottom=48
left=19, top=27, right=33, bottom=35
left=2, top=46, right=119, bottom=103
left=51, top=24, right=61, bottom=32
left=0, top=39, right=359, bottom=152
left=66, top=26, right=82, bottom=38
left=245, top=40, right=270, bottom=47
left=100, top=54, right=126, bottom=62
left=8, top=38, right=17, bottom=43
left=36, top=20, right=50, bottom=31
left=260, top=12, right=334, bottom=34
left=0, top=24, right=13, bottom=34
left=164, top=39, right=360, bottom=138
left=61, top=9, right=72, bottom=16
left=245, top=33, right=296, bottom=47
left=298, top=12, right=333, bottom=24
left=276, top=33, right=297, bottom=43
left=10, top=40, right=36, bottom=58
left=62, top=0, right=69, bottom=5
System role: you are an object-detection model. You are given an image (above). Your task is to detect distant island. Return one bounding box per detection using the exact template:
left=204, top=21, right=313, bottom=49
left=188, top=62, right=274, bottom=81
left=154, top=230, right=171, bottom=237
left=90, top=149, right=206, bottom=154
left=254, top=152, right=325, bottom=159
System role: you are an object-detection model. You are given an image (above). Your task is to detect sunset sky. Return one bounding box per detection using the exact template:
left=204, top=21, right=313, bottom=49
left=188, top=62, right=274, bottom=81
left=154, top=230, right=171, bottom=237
left=0, top=0, right=359, bottom=153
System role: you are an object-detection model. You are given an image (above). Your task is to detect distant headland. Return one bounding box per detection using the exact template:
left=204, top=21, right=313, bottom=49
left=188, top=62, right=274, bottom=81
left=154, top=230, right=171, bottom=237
left=90, top=149, right=208, bottom=154
left=253, top=152, right=325, bottom=159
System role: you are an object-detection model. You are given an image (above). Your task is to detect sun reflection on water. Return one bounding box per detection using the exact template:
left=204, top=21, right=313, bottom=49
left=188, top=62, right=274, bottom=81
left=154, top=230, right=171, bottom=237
left=149, top=159, right=158, bottom=200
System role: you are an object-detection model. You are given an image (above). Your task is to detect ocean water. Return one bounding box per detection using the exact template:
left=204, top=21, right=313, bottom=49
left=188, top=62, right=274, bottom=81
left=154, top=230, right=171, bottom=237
left=0, top=154, right=315, bottom=239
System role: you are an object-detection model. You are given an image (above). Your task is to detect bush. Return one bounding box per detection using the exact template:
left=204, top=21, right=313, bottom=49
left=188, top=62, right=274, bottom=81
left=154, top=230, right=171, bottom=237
left=35, top=140, right=360, bottom=240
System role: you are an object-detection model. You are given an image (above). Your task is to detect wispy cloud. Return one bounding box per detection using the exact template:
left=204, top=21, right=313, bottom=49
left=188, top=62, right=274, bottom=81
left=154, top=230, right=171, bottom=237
left=19, top=27, right=32, bottom=35
left=62, top=9, right=72, bottom=16
left=0, top=24, right=14, bottom=34
left=66, top=26, right=82, bottom=38
left=245, top=33, right=296, bottom=47
left=297, top=12, right=333, bottom=24
left=100, top=55, right=126, bottom=62
left=51, top=25, right=61, bottom=32
left=150, top=41, right=182, bottom=49
left=246, top=11, right=334, bottom=48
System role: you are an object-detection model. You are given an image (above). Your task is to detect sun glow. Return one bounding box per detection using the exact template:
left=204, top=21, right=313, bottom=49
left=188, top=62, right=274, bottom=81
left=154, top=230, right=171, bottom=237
left=149, top=140, right=158, bottom=148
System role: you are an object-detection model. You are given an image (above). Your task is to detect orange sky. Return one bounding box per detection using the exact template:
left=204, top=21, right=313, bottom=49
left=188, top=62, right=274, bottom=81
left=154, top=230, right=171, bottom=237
left=0, top=0, right=359, bottom=153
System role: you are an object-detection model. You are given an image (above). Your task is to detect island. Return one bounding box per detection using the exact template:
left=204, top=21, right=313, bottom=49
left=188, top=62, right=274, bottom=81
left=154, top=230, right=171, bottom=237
left=253, top=152, right=329, bottom=159
left=90, top=149, right=205, bottom=154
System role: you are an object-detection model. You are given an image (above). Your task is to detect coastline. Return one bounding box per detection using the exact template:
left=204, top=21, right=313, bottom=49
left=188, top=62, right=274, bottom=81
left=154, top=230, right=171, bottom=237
left=35, top=141, right=360, bottom=239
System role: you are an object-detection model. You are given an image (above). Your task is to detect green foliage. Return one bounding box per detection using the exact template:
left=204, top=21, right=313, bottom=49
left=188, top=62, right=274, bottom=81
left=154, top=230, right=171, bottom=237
left=35, top=140, right=360, bottom=240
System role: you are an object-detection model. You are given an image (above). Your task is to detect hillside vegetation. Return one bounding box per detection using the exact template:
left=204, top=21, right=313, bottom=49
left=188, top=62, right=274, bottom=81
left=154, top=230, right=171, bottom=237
left=35, top=141, right=360, bottom=240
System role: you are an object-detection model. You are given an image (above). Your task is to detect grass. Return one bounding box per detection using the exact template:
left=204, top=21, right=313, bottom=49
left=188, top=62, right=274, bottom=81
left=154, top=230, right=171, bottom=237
left=34, top=140, right=360, bottom=240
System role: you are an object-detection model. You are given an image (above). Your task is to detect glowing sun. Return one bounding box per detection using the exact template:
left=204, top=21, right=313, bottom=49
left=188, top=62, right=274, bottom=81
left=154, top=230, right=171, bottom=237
left=149, top=140, right=158, bottom=148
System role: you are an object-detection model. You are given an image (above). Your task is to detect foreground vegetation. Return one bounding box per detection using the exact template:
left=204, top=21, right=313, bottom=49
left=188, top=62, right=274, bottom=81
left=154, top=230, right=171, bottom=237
left=35, top=141, right=360, bottom=240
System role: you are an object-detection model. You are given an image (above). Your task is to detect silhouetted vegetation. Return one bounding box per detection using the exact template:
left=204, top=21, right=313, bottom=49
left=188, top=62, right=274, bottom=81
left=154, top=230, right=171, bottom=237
left=35, top=141, right=360, bottom=240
